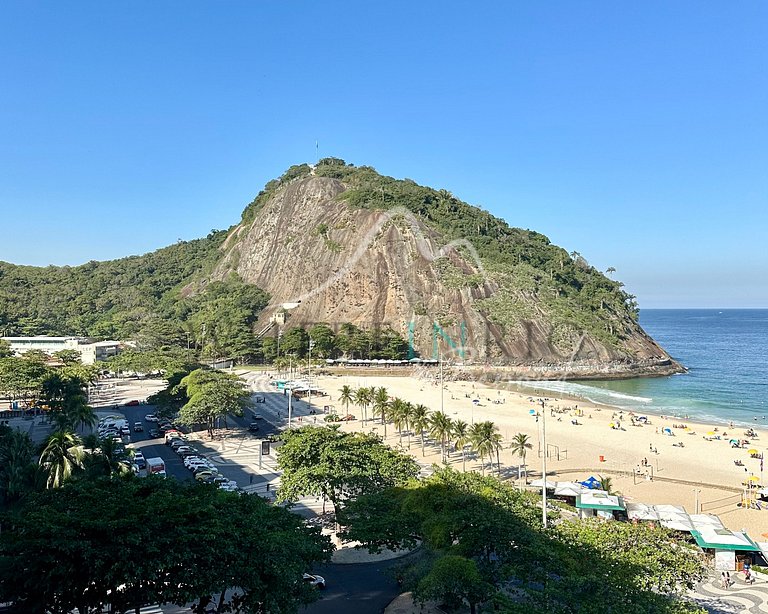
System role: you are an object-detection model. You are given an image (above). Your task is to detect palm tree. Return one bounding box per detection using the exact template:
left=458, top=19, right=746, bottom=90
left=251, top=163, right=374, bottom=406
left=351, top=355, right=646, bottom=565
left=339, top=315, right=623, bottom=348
left=71, top=402, right=97, bottom=433
left=411, top=404, right=430, bottom=457
left=372, top=387, right=390, bottom=435
left=452, top=420, right=470, bottom=472
left=509, top=433, right=533, bottom=483
left=389, top=398, right=406, bottom=445
left=470, top=422, right=495, bottom=476
left=429, top=411, right=454, bottom=463
left=490, top=431, right=504, bottom=476
left=402, top=402, right=415, bottom=449
left=339, top=385, right=354, bottom=415
left=91, top=437, right=132, bottom=477
left=39, top=431, right=84, bottom=488
left=598, top=475, right=616, bottom=495
left=81, top=432, right=100, bottom=454
left=0, top=429, right=35, bottom=503
left=354, top=387, right=373, bottom=424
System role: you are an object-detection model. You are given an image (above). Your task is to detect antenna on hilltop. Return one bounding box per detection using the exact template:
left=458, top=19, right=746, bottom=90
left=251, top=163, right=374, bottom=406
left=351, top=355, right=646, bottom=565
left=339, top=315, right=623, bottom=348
left=315, top=140, right=319, bottom=163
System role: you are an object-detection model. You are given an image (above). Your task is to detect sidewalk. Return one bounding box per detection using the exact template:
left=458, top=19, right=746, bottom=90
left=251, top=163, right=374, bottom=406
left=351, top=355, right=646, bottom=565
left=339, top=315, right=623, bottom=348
left=384, top=592, right=445, bottom=614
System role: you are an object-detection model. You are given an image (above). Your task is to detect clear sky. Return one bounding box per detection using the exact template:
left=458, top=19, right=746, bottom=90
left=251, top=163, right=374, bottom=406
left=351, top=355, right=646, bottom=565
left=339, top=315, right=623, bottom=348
left=1, top=2, right=766, bottom=308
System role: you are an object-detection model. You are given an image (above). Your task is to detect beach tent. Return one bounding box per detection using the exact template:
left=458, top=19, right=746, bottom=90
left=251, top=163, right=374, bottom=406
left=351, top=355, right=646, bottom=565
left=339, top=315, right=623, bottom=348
left=579, top=476, right=602, bottom=490
left=691, top=528, right=760, bottom=552
left=530, top=479, right=557, bottom=489
left=626, top=502, right=659, bottom=522
left=654, top=505, right=694, bottom=532
left=662, top=427, right=673, bottom=435
left=554, top=482, right=586, bottom=497
left=576, top=490, right=625, bottom=519
left=689, top=514, right=725, bottom=531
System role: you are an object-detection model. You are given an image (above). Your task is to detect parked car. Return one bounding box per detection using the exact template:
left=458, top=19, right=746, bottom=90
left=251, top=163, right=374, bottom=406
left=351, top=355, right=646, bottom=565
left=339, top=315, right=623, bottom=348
left=254, top=396, right=265, bottom=403
left=252, top=413, right=264, bottom=420
left=174, top=445, right=194, bottom=455
left=133, top=422, right=144, bottom=432
left=178, top=449, right=199, bottom=459
left=148, top=429, right=161, bottom=438
left=158, top=423, right=176, bottom=433
left=195, top=470, right=219, bottom=481
left=144, top=414, right=159, bottom=422
left=303, top=574, right=326, bottom=590
left=125, top=400, right=140, bottom=407
left=248, top=423, right=260, bottom=432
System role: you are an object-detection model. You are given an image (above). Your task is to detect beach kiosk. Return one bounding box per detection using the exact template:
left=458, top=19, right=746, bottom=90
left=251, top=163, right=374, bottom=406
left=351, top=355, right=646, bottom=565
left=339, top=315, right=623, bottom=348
left=690, top=527, right=760, bottom=571
left=576, top=490, right=625, bottom=520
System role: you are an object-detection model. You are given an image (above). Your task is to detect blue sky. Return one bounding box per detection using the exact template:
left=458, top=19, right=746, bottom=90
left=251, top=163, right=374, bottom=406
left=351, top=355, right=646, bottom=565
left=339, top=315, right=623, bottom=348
left=1, top=2, right=766, bottom=308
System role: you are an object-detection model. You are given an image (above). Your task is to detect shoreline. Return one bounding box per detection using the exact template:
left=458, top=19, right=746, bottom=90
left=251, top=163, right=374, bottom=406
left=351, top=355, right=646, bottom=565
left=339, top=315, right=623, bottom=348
left=311, top=368, right=768, bottom=537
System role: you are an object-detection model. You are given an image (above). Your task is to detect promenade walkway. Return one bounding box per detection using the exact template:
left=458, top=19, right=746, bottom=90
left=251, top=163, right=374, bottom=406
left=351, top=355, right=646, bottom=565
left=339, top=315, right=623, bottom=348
left=688, top=572, right=768, bottom=613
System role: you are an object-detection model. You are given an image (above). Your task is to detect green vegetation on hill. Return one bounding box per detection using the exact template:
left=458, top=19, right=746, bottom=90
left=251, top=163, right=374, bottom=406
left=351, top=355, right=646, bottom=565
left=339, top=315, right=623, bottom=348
left=0, top=232, right=270, bottom=360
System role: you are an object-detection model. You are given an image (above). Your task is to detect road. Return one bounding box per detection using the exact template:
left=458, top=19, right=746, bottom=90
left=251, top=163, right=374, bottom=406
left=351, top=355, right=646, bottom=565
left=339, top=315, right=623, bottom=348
left=303, top=558, right=405, bottom=614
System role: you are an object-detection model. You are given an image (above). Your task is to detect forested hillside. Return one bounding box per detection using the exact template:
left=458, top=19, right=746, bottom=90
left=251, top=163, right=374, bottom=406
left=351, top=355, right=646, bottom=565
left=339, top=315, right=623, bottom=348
left=0, top=231, right=269, bottom=358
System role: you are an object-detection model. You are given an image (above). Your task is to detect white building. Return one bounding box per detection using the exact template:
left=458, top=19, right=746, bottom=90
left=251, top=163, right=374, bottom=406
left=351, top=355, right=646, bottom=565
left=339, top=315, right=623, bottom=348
left=1, top=336, right=122, bottom=365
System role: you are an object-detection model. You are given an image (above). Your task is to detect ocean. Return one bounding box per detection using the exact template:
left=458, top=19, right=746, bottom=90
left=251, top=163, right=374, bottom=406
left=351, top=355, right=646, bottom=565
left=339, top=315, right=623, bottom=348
left=512, top=309, right=768, bottom=427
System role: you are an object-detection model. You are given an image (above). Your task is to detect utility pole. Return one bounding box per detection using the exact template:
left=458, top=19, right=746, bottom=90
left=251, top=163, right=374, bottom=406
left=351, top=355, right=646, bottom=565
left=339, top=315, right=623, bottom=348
left=307, top=338, right=314, bottom=413
left=540, top=399, right=548, bottom=529
left=439, top=350, right=444, bottom=414
left=287, top=388, right=293, bottom=428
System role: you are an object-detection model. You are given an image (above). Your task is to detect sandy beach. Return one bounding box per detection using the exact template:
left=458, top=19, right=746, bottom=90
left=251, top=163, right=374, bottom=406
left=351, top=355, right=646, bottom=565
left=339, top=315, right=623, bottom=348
left=311, top=370, right=768, bottom=538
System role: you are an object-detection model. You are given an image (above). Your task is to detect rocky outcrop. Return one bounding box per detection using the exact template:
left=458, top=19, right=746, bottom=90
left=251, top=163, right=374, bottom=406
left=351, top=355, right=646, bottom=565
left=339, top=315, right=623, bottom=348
left=212, top=176, right=682, bottom=378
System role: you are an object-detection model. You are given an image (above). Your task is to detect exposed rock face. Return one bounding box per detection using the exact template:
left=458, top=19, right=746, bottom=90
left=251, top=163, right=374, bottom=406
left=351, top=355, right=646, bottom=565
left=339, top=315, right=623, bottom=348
left=213, top=176, right=681, bottom=378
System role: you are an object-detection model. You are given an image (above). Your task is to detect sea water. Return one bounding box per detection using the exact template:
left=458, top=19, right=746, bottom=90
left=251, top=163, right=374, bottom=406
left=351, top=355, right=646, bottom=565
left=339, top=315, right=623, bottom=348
left=513, top=309, right=768, bottom=427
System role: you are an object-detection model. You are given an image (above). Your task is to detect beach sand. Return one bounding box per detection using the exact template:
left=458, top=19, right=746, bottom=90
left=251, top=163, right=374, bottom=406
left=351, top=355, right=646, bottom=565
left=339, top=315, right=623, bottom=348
left=311, top=371, right=768, bottom=538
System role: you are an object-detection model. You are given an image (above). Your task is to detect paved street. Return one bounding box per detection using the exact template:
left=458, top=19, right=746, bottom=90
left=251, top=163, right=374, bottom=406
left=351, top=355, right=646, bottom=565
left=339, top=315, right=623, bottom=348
left=302, top=558, right=405, bottom=614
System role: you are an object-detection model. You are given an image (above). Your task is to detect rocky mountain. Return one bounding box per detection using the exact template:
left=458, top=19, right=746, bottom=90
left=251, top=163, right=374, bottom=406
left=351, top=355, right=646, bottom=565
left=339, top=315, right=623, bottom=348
left=207, top=160, right=681, bottom=378
left=0, top=158, right=681, bottom=378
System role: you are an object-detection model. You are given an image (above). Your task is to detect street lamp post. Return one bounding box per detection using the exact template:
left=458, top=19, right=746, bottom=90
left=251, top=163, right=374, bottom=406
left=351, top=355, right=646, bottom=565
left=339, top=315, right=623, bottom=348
left=540, top=399, right=548, bottom=529
left=286, top=388, right=293, bottom=428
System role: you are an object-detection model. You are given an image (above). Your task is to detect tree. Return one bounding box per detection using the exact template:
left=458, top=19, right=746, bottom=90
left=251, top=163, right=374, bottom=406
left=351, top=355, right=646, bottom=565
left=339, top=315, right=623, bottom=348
left=598, top=474, right=616, bottom=495
left=414, top=555, right=494, bottom=614
left=53, top=349, right=82, bottom=365
left=39, top=430, right=84, bottom=488
left=510, top=433, right=533, bottom=483
left=469, top=422, right=496, bottom=476
left=276, top=426, right=419, bottom=515
left=411, top=404, right=430, bottom=457
left=452, top=420, right=470, bottom=472
left=429, top=411, right=453, bottom=463
left=339, top=385, right=354, bottom=416
left=371, top=387, right=390, bottom=436
left=177, top=369, right=252, bottom=437
left=281, top=327, right=310, bottom=358
left=390, top=398, right=409, bottom=447
left=308, top=324, right=337, bottom=358
left=0, top=340, right=12, bottom=359
left=343, top=467, right=705, bottom=613
left=354, top=386, right=373, bottom=424
left=0, top=425, right=36, bottom=505
left=0, top=476, right=332, bottom=614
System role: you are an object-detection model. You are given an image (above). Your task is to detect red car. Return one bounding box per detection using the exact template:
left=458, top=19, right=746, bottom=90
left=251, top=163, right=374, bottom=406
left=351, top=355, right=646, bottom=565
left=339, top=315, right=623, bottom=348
left=339, top=414, right=356, bottom=421
left=124, top=400, right=140, bottom=407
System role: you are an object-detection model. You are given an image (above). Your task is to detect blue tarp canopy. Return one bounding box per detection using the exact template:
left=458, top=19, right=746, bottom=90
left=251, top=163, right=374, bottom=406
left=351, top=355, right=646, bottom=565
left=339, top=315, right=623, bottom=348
left=580, top=476, right=602, bottom=490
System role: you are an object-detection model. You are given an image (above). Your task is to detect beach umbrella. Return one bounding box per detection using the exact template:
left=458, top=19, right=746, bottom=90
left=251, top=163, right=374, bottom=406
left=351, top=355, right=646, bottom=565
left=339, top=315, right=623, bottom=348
left=529, top=409, right=536, bottom=415
left=706, top=431, right=716, bottom=436
left=748, top=449, right=759, bottom=455
left=748, top=476, right=760, bottom=482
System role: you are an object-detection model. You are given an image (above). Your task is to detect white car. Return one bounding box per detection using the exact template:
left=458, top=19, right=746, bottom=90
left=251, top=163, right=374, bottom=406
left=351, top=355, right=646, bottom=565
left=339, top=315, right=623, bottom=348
left=144, top=414, right=159, bottom=422
left=218, top=482, right=238, bottom=492
left=133, top=451, right=145, bottom=462
left=303, top=574, right=326, bottom=589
